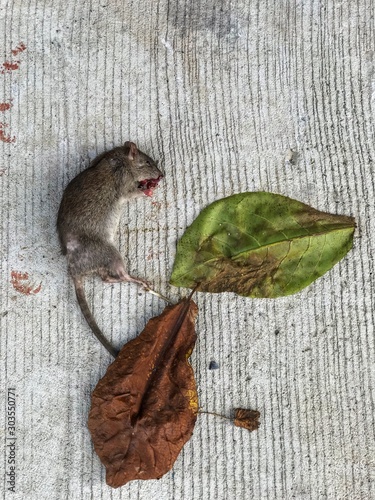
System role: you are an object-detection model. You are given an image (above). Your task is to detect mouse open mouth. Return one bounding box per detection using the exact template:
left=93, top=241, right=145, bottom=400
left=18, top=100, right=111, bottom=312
left=138, top=175, right=163, bottom=197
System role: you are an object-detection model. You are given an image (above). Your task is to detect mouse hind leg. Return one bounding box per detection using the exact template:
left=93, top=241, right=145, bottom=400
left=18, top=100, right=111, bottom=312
left=66, top=237, right=148, bottom=287
left=97, top=243, right=149, bottom=288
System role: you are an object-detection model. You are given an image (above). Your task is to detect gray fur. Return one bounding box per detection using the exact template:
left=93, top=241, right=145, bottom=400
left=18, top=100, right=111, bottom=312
left=57, top=141, right=163, bottom=357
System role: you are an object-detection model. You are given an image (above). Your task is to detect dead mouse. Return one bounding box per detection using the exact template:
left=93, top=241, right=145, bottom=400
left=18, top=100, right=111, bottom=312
left=57, top=141, right=163, bottom=358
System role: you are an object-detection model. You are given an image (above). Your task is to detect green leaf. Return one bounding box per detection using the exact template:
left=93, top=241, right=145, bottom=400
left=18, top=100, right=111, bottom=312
left=170, top=192, right=355, bottom=298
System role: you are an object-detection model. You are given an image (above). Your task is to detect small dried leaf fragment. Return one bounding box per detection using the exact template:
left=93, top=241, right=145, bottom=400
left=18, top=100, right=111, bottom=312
left=234, top=408, right=260, bottom=431
left=88, top=299, right=199, bottom=488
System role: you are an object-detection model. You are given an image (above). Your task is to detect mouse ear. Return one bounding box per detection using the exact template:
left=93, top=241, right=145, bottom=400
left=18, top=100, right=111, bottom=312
left=124, top=141, right=138, bottom=161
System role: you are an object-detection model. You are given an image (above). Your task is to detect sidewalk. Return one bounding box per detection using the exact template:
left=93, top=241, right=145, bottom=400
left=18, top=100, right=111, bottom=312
left=1, top=1, right=374, bottom=499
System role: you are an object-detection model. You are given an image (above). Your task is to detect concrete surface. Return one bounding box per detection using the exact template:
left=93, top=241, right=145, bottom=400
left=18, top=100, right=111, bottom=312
left=1, top=1, right=374, bottom=499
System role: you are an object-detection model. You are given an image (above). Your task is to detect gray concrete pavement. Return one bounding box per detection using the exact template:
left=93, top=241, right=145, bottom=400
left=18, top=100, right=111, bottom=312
left=1, top=1, right=374, bottom=499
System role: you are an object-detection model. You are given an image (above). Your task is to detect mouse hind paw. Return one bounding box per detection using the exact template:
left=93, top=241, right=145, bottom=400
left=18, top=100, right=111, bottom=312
left=100, top=268, right=149, bottom=288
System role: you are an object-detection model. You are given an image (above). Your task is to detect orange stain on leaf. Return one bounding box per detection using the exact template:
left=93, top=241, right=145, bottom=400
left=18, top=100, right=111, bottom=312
left=11, top=271, right=42, bottom=295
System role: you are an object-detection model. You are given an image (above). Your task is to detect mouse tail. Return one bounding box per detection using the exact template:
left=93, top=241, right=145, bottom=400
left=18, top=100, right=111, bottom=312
left=73, top=278, right=119, bottom=358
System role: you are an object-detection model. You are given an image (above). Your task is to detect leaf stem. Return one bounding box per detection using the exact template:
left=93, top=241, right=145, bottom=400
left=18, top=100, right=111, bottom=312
left=198, top=410, right=231, bottom=421
left=143, top=287, right=173, bottom=304
left=188, top=284, right=199, bottom=300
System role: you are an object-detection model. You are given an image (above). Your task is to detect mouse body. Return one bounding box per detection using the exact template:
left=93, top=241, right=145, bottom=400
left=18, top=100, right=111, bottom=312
left=57, top=141, right=163, bottom=357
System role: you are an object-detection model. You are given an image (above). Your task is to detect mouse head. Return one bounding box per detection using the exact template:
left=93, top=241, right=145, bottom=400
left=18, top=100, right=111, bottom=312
left=123, top=141, right=163, bottom=197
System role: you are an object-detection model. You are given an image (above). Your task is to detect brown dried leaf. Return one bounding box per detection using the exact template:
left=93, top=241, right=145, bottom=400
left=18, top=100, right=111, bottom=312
left=88, top=299, right=199, bottom=488
left=233, top=408, right=260, bottom=431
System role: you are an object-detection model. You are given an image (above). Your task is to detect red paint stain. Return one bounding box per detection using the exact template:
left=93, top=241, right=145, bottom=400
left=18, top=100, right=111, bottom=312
left=11, top=43, right=26, bottom=56
left=1, top=43, right=26, bottom=74
left=0, top=101, right=12, bottom=111
left=10, top=271, right=42, bottom=295
left=0, top=44, right=26, bottom=141
left=1, top=61, right=20, bottom=73
left=0, top=123, right=15, bottom=143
